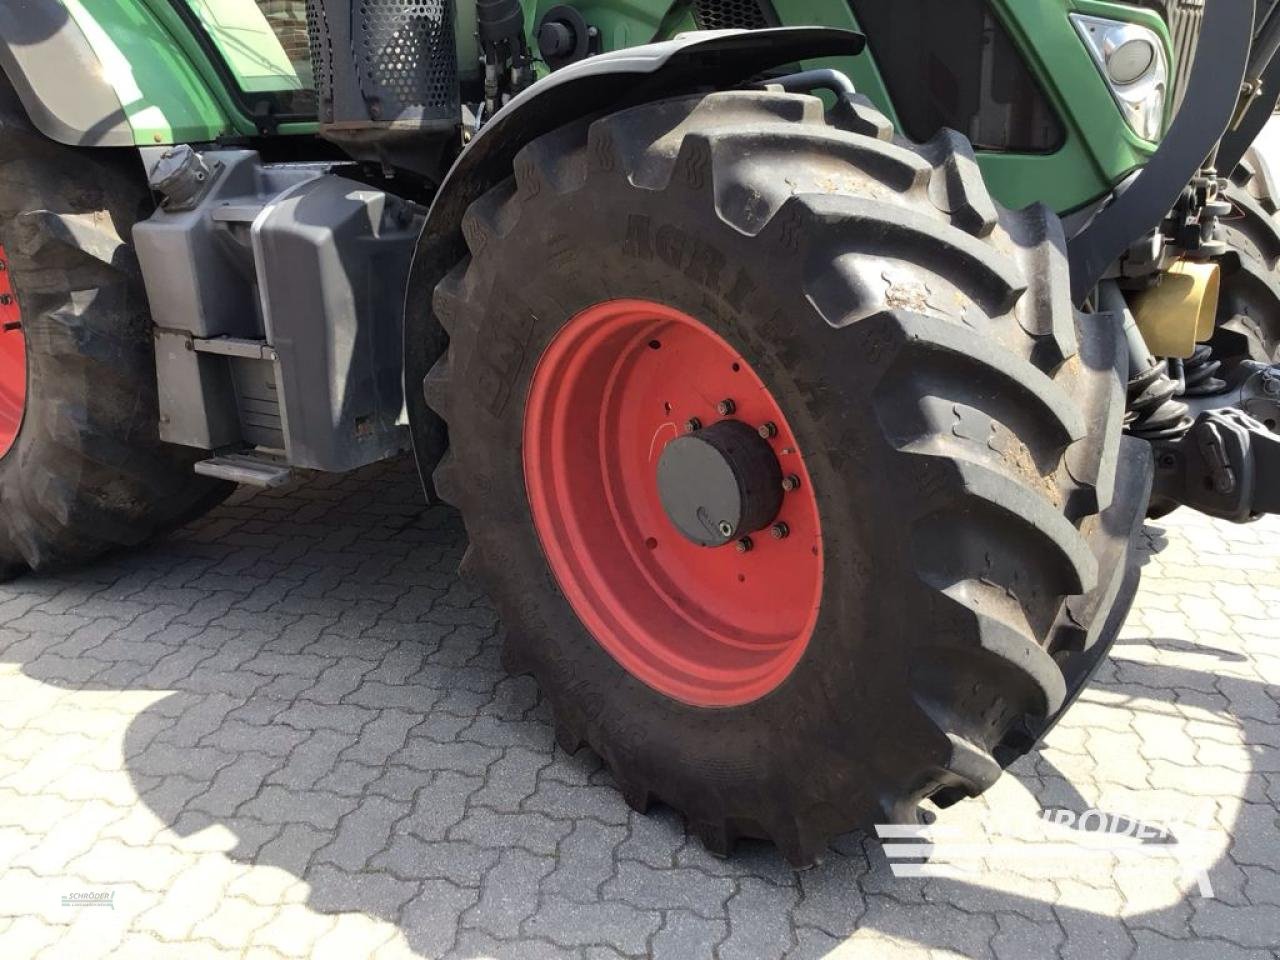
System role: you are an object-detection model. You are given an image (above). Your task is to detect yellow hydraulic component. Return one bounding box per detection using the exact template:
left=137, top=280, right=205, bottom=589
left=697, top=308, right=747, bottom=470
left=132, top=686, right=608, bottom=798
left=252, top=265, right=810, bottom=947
left=1130, top=260, right=1221, bottom=358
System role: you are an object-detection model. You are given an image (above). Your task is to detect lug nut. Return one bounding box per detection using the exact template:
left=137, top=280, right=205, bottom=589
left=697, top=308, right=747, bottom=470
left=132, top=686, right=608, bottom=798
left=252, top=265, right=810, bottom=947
left=735, top=537, right=753, bottom=553
left=718, top=520, right=734, bottom=537
left=781, top=474, right=801, bottom=492
left=716, top=398, right=736, bottom=416
left=770, top=522, right=790, bottom=540
left=758, top=422, right=777, bottom=439
left=684, top=417, right=702, bottom=433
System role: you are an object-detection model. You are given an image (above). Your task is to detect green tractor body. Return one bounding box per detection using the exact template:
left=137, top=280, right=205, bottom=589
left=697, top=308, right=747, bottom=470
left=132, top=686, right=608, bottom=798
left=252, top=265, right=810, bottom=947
left=26, top=0, right=1178, bottom=211
left=1, top=0, right=1279, bottom=863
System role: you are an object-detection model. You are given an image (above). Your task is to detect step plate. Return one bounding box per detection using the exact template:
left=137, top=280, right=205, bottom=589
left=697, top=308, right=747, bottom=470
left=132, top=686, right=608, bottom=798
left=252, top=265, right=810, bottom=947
left=194, top=454, right=292, bottom=488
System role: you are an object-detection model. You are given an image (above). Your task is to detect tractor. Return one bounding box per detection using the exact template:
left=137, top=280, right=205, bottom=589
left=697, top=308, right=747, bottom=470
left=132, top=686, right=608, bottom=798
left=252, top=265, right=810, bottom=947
left=0, top=0, right=1278, bottom=866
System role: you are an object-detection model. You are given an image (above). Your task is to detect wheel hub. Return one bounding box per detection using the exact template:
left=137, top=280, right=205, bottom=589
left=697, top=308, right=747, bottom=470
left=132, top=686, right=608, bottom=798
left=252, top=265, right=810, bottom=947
left=0, top=245, right=26, bottom=460
left=656, top=419, right=783, bottom=547
left=522, top=298, right=822, bottom=706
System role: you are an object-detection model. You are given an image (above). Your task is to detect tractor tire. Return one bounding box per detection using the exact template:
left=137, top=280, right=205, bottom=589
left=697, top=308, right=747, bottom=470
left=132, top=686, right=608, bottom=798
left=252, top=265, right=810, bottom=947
left=1211, top=172, right=1280, bottom=369
left=422, top=91, right=1142, bottom=864
left=0, top=83, right=230, bottom=580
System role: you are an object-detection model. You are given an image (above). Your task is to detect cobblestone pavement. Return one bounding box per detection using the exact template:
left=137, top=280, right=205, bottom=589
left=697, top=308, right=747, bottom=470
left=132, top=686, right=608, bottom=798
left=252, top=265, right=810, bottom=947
left=1, top=457, right=1279, bottom=960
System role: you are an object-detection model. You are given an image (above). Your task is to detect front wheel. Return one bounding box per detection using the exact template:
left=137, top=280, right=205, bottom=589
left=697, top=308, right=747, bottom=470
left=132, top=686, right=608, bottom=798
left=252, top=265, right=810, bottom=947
left=422, top=91, right=1144, bottom=864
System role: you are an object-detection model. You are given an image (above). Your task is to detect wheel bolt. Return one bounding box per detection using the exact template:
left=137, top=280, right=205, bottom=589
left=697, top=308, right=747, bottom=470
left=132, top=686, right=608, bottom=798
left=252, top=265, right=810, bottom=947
left=781, top=474, right=801, bottom=492
left=770, top=522, right=790, bottom=540
left=735, top=537, right=753, bottom=553
left=716, top=398, right=736, bottom=416
left=758, top=422, right=777, bottom=439
left=684, top=417, right=702, bottom=433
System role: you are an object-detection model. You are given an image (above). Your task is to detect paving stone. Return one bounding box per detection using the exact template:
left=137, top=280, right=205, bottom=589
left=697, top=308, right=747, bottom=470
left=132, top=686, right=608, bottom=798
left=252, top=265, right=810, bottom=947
left=130, top=742, right=235, bottom=781
left=314, top=759, right=383, bottom=798
left=315, top=795, right=408, bottom=871
left=373, top=835, right=500, bottom=887
left=1189, top=901, right=1280, bottom=948
left=398, top=770, right=481, bottom=840
left=188, top=752, right=283, bottom=817
left=238, top=785, right=357, bottom=829
left=255, top=821, right=331, bottom=877
left=463, top=848, right=555, bottom=938
left=274, top=701, right=376, bottom=735
left=399, top=878, right=478, bottom=957
left=395, top=737, right=502, bottom=776
left=652, top=909, right=726, bottom=960
left=991, top=913, right=1066, bottom=960
left=794, top=852, right=869, bottom=936
left=251, top=902, right=336, bottom=957
left=523, top=780, right=629, bottom=825
left=341, top=709, right=419, bottom=765
left=1129, top=928, right=1274, bottom=960
left=450, top=808, right=574, bottom=857
left=616, top=806, right=685, bottom=869
left=787, top=925, right=842, bottom=960
left=543, top=818, right=627, bottom=901
left=306, top=864, right=419, bottom=919
left=523, top=895, right=661, bottom=955
left=602, top=859, right=734, bottom=918
left=470, top=745, right=548, bottom=812
left=720, top=877, right=801, bottom=960
left=266, top=729, right=357, bottom=790
left=447, top=929, right=577, bottom=960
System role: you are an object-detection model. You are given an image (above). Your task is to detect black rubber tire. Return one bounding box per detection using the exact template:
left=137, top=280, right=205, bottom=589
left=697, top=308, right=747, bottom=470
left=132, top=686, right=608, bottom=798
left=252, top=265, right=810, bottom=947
left=1211, top=171, right=1280, bottom=368
left=0, top=83, right=230, bottom=579
left=422, top=91, right=1139, bottom=864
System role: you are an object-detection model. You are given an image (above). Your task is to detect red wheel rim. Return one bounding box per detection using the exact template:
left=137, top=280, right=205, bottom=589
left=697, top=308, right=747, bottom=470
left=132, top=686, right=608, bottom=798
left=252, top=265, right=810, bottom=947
left=523, top=299, right=822, bottom=707
left=0, top=246, right=25, bottom=460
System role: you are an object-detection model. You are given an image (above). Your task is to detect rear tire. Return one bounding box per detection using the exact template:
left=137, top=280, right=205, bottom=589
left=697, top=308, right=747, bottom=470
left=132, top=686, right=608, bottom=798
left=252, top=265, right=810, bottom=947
left=0, top=84, right=230, bottom=579
left=1212, top=172, right=1280, bottom=368
left=422, top=91, right=1141, bottom=864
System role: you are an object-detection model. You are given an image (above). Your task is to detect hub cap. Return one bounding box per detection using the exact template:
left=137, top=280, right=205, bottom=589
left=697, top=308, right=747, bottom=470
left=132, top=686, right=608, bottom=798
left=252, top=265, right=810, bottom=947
left=656, top=419, right=784, bottom=547
left=522, top=299, right=822, bottom=707
left=0, top=246, right=25, bottom=460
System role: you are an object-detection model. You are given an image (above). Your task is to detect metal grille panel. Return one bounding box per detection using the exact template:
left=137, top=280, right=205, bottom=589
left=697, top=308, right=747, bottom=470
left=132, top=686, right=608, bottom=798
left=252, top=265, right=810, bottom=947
left=691, top=0, right=771, bottom=31
left=1166, top=0, right=1204, bottom=116
left=306, top=0, right=334, bottom=117
left=305, top=0, right=458, bottom=124
left=358, top=0, right=458, bottom=112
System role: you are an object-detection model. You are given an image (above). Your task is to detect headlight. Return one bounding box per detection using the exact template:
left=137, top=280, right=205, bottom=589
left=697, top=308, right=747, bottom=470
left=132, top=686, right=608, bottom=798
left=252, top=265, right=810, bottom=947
left=1071, top=13, right=1168, bottom=141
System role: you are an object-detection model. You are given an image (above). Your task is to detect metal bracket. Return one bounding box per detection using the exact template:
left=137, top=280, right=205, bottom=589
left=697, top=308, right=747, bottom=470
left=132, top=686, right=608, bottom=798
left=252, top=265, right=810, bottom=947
left=192, top=337, right=278, bottom=362
left=1151, top=408, right=1280, bottom=521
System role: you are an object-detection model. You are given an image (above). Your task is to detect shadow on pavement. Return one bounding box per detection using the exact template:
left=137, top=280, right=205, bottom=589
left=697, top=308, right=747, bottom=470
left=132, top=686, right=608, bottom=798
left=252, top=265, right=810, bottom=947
left=2, top=457, right=1273, bottom=959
